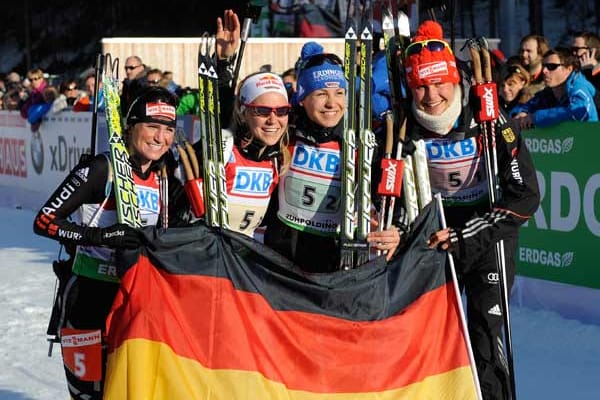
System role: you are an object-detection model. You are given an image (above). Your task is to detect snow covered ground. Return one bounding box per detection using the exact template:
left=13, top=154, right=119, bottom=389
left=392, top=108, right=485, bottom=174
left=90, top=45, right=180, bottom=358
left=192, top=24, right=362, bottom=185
left=1, top=205, right=599, bottom=399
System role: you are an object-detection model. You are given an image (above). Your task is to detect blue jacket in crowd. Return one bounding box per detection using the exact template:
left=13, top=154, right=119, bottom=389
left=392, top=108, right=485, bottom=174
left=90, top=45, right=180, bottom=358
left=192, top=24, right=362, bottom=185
left=511, top=71, right=598, bottom=127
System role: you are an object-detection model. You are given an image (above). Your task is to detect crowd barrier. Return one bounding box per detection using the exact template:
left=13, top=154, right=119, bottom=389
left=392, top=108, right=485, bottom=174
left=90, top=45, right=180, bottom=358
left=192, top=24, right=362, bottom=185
left=1, top=110, right=598, bottom=323
left=514, top=122, right=600, bottom=324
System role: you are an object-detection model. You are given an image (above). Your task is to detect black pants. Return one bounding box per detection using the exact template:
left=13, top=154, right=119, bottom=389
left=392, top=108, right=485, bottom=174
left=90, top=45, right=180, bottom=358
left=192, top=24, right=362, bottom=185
left=60, top=275, right=119, bottom=400
left=264, top=217, right=340, bottom=272
left=458, top=236, right=517, bottom=400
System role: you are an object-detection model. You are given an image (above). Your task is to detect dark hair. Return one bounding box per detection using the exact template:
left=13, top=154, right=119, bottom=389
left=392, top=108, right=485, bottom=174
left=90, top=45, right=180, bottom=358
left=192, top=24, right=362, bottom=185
left=544, top=47, right=579, bottom=70
left=281, top=68, right=296, bottom=80
left=573, top=31, right=600, bottom=62
left=59, top=79, right=78, bottom=95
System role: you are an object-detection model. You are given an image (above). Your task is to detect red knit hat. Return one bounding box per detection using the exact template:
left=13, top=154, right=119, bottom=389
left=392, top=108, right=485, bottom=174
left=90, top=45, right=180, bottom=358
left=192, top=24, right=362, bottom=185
left=404, top=20, right=460, bottom=89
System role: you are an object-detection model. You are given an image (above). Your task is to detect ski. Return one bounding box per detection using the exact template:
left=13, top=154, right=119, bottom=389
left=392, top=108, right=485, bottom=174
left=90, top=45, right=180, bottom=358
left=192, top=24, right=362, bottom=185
left=377, top=3, right=411, bottom=230
left=356, top=4, right=376, bottom=261
left=102, top=54, right=142, bottom=228
left=198, top=34, right=229, bottom=229
left=340, top=0, right=375, bottom=269
left=339, top=0, right=358, bottom=270
left=467, top=37, right=516, bottom=400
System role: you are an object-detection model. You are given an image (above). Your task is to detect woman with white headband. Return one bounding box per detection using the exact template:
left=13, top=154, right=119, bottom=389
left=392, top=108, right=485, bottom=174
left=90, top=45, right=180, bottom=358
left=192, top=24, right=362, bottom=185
left=191, top=72, right=291, bottom=238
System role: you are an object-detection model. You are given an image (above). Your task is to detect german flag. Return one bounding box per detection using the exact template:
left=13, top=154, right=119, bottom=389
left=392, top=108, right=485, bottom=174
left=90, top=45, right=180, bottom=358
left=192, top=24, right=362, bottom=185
left=104, top=202, right=478, bottom=399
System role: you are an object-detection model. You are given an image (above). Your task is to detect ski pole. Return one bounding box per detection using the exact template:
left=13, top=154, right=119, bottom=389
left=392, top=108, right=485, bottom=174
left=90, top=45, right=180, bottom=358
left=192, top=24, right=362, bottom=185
left=467, top=37, right=517, bottom=400
left=89, top=53, right=104, bottom=158
left=435, top=194, right=483, bottom=400
left=232, top=2, right=263, bottom=90
left=479, top=37, right=517, bottom=400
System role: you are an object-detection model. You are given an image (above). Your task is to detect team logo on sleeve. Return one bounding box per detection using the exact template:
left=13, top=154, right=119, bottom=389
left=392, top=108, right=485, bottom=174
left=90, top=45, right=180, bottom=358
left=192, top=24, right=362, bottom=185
left=502, top=127, right=516, bottom=143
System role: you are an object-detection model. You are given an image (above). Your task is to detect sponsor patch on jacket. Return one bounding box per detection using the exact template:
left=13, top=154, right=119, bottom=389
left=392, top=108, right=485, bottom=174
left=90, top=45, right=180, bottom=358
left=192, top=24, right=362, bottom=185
left=502, top=127, right=515, bottom=143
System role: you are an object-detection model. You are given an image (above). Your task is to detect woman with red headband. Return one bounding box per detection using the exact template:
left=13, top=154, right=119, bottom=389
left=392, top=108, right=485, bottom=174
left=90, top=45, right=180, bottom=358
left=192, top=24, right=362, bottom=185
left=33, top=86, right=184, bottom=400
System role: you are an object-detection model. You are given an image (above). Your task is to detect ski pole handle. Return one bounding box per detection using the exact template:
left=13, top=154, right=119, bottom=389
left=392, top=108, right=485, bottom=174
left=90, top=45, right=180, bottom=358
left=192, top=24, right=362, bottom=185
left=178, top=143, right=205, bottom=218
left=378, top=114, right=403, bottom=198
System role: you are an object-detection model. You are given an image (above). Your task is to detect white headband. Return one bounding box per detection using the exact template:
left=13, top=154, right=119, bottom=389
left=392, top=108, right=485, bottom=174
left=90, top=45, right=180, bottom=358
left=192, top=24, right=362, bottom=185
left=239, top=73, right=289, bottom=105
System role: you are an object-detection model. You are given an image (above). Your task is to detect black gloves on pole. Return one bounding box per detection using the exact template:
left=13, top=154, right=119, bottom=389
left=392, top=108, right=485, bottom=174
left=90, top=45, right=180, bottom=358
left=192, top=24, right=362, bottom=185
left=85, top=223, right=143, bottom=249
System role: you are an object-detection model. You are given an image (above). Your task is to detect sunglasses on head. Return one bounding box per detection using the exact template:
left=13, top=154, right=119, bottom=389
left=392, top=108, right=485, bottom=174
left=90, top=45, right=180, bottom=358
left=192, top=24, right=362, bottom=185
left=297, top=53, right=343, bottom=72
left=405, top=39, right=453, bottom=57
left=542, top=63, right=563, bottom=71
left=244, top=104, right=292, bottom=117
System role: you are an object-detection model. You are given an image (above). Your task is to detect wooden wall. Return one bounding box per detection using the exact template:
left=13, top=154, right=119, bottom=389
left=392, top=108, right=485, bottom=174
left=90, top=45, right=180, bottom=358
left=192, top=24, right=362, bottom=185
left=101, top=38, right=345, bottom=90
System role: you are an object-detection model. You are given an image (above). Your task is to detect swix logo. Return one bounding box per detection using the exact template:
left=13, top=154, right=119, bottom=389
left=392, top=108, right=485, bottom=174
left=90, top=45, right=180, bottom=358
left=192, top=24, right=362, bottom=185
left=136, top=186, right=160, bottom=213
left=378, top=158, right=403, bottom=197
left=292, top=144, right=340, bottom=178
left=482, top=86, right=497, bottom=119
left=384, top=161, right=397, bottom=191
left=232, top=167, right=273, bottom=196
left=426, top=137, right=477, bottom=160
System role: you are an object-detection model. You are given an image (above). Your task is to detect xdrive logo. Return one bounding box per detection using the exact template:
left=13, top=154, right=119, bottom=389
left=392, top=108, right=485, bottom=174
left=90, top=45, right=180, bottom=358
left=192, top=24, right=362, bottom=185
left=524, top=137, right=574, bottom=154
left=50, top=136, right=90, bottom=172
left=519, top=246, right=575, bottom=267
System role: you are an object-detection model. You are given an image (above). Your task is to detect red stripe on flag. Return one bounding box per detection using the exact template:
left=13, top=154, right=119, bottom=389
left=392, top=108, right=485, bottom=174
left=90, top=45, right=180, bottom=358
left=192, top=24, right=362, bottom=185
left=107, top=255, right=471, bottom=393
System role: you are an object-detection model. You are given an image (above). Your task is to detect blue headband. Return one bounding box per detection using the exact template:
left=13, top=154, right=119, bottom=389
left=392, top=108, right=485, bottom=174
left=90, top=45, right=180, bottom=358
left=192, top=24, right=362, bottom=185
left=295, top=61, right=347, bottom=102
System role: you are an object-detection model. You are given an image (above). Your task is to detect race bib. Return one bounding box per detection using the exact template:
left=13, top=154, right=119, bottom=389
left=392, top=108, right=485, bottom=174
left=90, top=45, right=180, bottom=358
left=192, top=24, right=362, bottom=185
left=60, top=328, right=102, bottom=382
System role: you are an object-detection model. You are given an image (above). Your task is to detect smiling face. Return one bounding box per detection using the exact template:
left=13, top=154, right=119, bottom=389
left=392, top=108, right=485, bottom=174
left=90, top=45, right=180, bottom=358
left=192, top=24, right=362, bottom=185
left=300, top=87, right=346, bottom=128
left=501, top=76, right=526, bottom=102
left=244, top=92, right=289, bottom=146
left=129, top=122, right=175, bottom=171
left=410, top=82, right=456, bottom=115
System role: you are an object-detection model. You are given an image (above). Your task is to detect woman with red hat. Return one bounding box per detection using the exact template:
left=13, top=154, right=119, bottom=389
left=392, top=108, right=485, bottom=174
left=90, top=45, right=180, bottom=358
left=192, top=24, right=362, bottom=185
left=400, top=20, right=540, bottom=400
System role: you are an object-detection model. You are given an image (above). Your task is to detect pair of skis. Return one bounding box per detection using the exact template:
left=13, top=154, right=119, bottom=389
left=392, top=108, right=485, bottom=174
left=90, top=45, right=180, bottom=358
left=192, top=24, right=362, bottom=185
left=378, top=1, right=432, bottom=234
left=197, top=34, right=229, bottom=229
left=339, top=0, right=376, bottom=270
left=102, top=54, right=143, bottom=228
left=467, top=37, right=517, bottom=400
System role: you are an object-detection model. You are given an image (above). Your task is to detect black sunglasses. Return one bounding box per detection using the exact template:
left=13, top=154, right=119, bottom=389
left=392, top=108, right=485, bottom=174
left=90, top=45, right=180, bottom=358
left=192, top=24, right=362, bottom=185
left=244, top=104, right=292, bottom=117
left=405, top=39, right=453, bottom=57
left=124, top=65, right=141, bottom=71
left=297, top=53, right=343, bottom=72
left=542, top=63, right=563, bottom=71
left=571, top=46, right=589, bottom=52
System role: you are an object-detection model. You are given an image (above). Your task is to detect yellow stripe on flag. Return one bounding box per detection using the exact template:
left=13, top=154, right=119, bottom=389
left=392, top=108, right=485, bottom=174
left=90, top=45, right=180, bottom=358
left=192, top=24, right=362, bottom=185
left=105, top=338, right=477, bottom=400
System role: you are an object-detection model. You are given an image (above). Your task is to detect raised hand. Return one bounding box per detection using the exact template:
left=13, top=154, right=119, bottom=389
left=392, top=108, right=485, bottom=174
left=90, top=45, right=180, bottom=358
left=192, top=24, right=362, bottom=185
left=216, top=9, right=241, bottom=60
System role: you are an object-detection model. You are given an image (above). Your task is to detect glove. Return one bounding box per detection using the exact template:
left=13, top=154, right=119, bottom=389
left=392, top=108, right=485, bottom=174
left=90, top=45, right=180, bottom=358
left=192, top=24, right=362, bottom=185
left=86, top=223, right=143, bottom=249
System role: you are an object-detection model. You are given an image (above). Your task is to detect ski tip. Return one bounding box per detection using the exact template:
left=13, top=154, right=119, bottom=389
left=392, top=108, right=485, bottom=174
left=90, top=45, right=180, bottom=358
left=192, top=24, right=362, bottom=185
left=398, top=12, right=410, bottom=37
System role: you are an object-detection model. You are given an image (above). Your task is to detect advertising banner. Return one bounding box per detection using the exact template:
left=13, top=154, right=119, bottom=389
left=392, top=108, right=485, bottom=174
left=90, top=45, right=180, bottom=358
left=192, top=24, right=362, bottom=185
left=519, top=122, right=600, bottom=289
